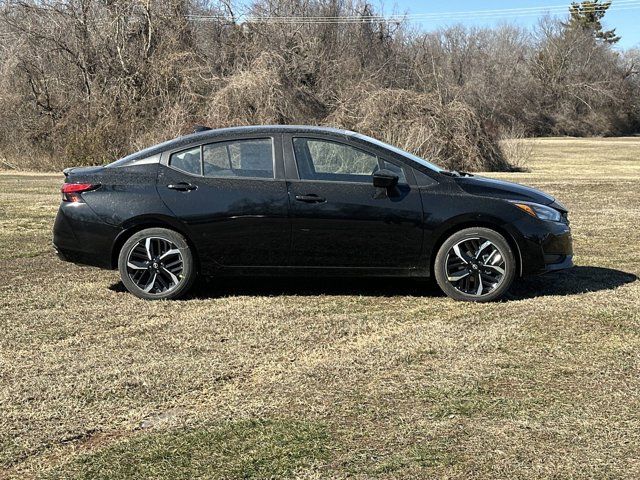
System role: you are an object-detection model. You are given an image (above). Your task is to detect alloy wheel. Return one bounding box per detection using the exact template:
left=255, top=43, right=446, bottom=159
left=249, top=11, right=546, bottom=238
left=445, top=237, right=507, bottom=297
left=125, top=236, right=184, bottom=295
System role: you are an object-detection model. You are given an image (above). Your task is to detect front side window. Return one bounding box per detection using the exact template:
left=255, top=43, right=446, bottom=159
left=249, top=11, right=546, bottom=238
left=169, top=147, right=201, bottom=175
left=293, top=138, right=406, bottom=183
left=203, top=138, right=274, bottom=178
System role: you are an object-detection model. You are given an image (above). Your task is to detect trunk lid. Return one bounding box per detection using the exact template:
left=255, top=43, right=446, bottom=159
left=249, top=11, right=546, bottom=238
left=63, top=166, right=105, bottom=178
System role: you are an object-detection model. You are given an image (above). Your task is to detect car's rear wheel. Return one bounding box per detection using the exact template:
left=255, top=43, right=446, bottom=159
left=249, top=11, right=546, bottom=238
left=434, top=227, right=516, bottom=302
left=118, top=228, right=195, bottom=300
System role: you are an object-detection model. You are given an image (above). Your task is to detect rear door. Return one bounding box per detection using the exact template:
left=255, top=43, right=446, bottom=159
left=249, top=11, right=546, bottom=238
left=157, top=135, right=290, bottom=271
left=284, top=134, right=424, bottom=269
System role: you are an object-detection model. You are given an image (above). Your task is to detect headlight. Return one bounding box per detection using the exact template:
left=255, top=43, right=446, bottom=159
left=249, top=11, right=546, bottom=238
left=510, top=201, right=562, bottom=222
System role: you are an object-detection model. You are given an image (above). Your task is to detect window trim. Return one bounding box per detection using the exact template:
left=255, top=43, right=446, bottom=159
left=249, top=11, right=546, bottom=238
left=291, top=136, right=409, bottom=185
left=166, top=137, right=277, bottom=180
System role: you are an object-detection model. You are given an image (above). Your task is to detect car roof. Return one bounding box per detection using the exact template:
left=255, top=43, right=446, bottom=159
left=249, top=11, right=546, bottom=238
left=176, top=125, right=356, bottom=144
left=115, top=125, right=357, bottom=165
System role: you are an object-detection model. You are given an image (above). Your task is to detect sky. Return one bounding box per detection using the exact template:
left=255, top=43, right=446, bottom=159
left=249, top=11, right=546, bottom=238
left=381, top=0, right=640, bottom=49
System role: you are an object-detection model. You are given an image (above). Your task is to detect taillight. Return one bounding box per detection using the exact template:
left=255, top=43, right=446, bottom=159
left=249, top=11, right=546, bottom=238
left=61, top=183, right=99, bottom=202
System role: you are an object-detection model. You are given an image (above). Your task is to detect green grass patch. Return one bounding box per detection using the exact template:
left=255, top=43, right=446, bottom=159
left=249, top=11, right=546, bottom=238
left=418, top=384, right=539, bottom=420
left=45, top=420, right=329, bottom=480
left=372, top=443, right=457, bottom=475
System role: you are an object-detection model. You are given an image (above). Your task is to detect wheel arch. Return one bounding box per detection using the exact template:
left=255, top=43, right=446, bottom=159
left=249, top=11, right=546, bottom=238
left=111, top=215, right=200, bottom=271
left=428, top=218, right=524, bottom=277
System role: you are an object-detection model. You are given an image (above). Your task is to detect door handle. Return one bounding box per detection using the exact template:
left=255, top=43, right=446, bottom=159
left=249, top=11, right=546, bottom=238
left=167, top=182, right=197, bottom=192
left=295, top=194, right=326, bottom=203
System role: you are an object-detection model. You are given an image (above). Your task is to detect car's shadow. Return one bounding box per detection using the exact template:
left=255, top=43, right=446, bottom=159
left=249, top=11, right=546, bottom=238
left=506, top=266, right=637, bottom=300
left=109, top=266, right=636, bottom=300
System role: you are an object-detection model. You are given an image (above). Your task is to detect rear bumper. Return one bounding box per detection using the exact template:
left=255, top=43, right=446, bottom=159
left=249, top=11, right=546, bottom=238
left=53, top=244, right=111, bottom=268
left=53, top=202, right=120, bottom=269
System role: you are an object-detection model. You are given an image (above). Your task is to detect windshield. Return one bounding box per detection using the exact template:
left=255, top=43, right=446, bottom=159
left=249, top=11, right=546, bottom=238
left=353, top=133, right=444, bottom=173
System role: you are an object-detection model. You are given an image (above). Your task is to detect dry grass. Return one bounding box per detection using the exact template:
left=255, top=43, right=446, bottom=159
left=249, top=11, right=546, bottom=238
left=0, top=137, right=639, bottom=479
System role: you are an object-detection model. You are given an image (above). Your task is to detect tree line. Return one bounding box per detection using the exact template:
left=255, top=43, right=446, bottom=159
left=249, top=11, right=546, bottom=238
left=0, top=0, right=638, bottom=171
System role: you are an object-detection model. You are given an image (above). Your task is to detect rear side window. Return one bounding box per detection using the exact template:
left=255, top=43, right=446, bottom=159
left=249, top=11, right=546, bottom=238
left=169, top=147, right=201, bottom=175
left=203, top=138, right=274, bottom=178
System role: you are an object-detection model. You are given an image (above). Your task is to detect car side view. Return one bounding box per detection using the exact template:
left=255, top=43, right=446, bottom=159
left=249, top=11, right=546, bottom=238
left=53, top=126, right=573, bottom=302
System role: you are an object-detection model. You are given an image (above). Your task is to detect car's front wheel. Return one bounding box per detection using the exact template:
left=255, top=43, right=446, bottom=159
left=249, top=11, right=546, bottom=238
left=434, top=227, right=516, bottom=302
left=118, top=227, right=196, bottom=300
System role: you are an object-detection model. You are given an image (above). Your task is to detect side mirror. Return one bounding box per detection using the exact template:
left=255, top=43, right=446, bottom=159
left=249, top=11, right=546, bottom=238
left=372, top=169, right=399, bottom=189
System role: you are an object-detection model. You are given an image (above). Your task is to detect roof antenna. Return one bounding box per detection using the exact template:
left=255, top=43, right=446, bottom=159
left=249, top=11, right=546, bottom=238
left=193, top=125, right=211, bottom=133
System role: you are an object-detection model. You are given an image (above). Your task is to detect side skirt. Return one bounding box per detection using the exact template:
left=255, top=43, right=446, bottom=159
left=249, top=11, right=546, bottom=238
left=206, top=265, right=430, bottom=278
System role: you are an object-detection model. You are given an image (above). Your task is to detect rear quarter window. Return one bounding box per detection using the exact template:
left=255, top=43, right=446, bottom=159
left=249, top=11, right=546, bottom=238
left=107, top=153, right=161, bottom=168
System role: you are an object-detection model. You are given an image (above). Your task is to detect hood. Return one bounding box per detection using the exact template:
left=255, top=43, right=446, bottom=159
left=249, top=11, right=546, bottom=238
left=454, top=175, right=555, bottom=205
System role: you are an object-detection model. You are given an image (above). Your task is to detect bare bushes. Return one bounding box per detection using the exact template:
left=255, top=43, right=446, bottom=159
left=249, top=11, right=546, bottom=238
left=328, top=88, right=511, bottom=171
left=206, top=59, right=510, bottom=171
left=207, top=52, right=326, bottom=127
left=0, top=0, right=638, bottom=172
left=499, top=126, right=534, bottom=171
left=530, top=23, right=637, bottom=137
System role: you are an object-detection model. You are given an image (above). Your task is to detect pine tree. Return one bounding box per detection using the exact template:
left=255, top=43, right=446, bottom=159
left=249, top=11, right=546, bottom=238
left=563, top=0, right=621, bottom=44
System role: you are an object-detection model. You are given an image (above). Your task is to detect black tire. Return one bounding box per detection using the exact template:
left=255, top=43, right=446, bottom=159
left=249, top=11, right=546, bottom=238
left=117, top=227, right=196, bottom=300
left=434, top=227, right=516, bottom=302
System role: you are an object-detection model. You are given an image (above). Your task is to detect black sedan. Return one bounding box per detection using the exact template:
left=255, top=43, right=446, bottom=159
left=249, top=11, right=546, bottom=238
left=53, top=126, right=573, bottom=301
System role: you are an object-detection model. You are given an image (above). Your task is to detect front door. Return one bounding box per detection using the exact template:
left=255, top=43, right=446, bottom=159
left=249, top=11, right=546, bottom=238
left=285, top=135, right=423, bottom=269
left=157, top=136, right=290, bottom=271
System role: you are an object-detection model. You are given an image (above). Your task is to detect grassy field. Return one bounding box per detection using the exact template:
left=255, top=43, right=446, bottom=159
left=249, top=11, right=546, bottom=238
left=1, top=138, right=639, bottom=479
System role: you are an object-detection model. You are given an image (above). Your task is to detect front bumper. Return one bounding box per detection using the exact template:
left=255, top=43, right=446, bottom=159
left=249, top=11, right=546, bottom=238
left=543, top=254, right=574, bottom=272
left=510, top=216, right=574, bottom=276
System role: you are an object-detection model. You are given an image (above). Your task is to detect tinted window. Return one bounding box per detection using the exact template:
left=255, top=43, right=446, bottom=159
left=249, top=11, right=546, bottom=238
left=352, top=132, right=444, bottom=173
left=293, top=138, right=407, bottom=183
left=108, top=153, right=161, bottom=168
left=293, top=138, right=379, bottom=182
left=203, top=138, right=273, bottom=178
left=169, top=147, right=201, bottom=175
